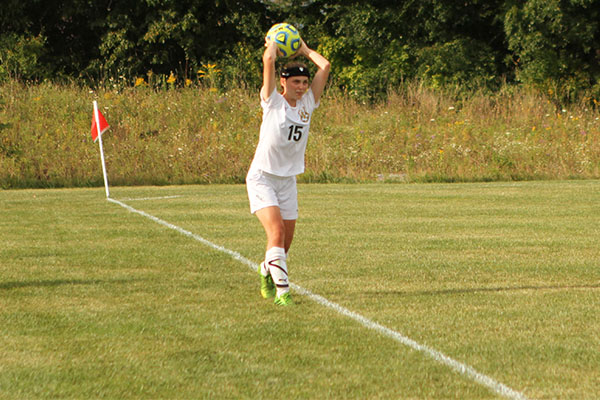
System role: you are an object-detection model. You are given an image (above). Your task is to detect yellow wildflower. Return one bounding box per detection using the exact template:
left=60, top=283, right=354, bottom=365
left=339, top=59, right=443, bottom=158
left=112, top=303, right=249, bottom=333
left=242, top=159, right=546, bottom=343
left=198, top=63, right=221, bottom=78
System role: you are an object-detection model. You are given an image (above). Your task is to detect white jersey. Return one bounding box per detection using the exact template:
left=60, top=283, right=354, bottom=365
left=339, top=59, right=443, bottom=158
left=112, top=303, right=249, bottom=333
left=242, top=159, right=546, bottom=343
left=249, top=88, right=319, bottom=177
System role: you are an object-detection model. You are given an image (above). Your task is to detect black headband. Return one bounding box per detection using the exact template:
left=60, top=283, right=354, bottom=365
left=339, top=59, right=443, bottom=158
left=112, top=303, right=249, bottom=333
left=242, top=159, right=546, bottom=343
left=281, top=66, right=310, bottom=79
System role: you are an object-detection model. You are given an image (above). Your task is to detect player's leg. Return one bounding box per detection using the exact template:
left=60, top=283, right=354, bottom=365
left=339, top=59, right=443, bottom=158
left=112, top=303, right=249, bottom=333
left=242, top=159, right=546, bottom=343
left=278, top=175, right=298, bottom=257
left=247, top=170, right=280, bottom=299
left=256, top=207, right=291, bottom=302
left=270, top=218, right=295, bottom=306
left=268, top=176, right=298, bottom=305
left=246, top=171, right=296, bottom=305
left=283, top=219, right=296, bottom=254
left=255, top=205, right=286, bottom=249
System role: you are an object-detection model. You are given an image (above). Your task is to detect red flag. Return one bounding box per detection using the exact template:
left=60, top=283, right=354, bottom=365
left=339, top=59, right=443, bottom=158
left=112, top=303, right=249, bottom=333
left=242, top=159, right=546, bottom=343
left=91, top=108, right=109, bottom=142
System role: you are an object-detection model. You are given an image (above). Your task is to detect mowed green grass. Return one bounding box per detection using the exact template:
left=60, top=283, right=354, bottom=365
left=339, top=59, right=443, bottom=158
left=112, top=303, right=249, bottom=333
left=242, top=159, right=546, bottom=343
left=1, top=181, right=599, bottom=399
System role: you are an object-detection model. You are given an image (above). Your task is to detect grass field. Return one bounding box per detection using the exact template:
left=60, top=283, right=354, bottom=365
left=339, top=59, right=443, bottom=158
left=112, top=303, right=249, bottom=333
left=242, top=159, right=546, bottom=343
left=1, top=181, right=599, bottom=399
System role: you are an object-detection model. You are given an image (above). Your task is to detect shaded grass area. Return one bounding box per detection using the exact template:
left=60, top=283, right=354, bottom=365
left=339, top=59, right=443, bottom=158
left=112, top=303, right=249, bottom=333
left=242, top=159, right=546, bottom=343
left=1, top=80, right=599, bottom=188
left=1, top=181, right=599, bottom=398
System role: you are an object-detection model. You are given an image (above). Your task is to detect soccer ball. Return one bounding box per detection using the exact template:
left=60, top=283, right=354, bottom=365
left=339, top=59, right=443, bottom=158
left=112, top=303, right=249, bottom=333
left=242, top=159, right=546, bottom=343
left=265, top=23, right=302, bottom=57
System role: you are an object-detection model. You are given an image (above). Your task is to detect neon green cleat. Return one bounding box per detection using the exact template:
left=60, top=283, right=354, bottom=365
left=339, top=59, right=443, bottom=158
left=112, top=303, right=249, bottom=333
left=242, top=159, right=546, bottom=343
left=274, top=292, right=293, bottom=306
left=258, top=262, right=276, bottom=299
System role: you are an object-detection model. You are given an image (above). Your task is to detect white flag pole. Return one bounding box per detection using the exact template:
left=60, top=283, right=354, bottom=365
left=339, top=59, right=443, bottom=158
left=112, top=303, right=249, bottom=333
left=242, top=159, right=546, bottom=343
left=93, top=100, right=110, bottom=199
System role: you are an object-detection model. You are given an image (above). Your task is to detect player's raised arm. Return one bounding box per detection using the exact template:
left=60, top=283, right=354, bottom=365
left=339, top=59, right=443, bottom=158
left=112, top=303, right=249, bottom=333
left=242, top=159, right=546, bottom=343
left=261, top=39, right=279, bottom=102
left=296, top=39, right=330, bottom=103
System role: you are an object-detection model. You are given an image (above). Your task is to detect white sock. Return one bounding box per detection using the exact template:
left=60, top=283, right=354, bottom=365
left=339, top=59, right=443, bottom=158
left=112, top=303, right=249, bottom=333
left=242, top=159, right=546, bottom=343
left=265, top=247, right=289, bottom=296
left=259, top=261, right=269, bottom=277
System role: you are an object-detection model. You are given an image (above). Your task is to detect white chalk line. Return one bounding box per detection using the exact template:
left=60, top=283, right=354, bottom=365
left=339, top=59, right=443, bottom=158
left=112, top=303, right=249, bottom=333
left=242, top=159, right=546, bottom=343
left=107, top=197, right=529, bottom=400
left=118, top=195, right=183, bottom=201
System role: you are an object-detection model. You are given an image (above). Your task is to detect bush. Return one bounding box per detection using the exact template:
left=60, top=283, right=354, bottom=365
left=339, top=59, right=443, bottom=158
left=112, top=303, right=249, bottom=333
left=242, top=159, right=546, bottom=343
left=0, top=34, right=48, bottom=82
left=504, top=0, right=600, bottom=102
left=416, top=38, right=499, bottom=91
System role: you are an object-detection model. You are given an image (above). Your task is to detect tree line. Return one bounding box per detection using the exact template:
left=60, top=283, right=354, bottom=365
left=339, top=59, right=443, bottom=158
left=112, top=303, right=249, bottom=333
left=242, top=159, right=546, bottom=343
left=1, top=0, right=599, bottom=101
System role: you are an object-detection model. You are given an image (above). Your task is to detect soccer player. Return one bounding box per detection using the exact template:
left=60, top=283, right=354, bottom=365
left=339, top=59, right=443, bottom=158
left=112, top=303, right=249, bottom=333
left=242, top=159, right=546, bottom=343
left=246, top=37, right=330, bottom=306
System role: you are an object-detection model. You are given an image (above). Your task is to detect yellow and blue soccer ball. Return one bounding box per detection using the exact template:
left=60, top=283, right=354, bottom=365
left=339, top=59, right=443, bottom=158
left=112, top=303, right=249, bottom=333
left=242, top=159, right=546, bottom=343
left=265, top=23, right=301, bottom=57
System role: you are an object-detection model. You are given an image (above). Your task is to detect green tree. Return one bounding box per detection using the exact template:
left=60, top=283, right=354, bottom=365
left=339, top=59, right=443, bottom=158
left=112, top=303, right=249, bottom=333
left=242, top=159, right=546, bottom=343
left=282, top=0, right=507, bottom=99
left=92, top=0, right=271, bottom=84
left=504, top=0, right=600, bottom=99
left=3, top=0, right=600, bottom=101
left=0, top=0, right=108, bottom=80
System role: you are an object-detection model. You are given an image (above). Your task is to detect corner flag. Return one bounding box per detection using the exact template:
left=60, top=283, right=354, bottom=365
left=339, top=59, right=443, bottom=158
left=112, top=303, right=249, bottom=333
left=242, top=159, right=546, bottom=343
left=91, top=101, right=111, bottom=198
left=91, top=104, right=109, bottom=142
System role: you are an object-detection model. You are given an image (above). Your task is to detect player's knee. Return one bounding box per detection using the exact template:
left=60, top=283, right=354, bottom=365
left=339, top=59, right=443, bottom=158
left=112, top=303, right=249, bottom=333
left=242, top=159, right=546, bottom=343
left=269, top=221, right=286, bottom=245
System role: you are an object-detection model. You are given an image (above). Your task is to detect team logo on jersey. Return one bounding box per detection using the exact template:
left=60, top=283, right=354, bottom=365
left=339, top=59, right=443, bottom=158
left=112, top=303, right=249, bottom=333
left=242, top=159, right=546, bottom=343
left=299, top=107, right=310, bottom=123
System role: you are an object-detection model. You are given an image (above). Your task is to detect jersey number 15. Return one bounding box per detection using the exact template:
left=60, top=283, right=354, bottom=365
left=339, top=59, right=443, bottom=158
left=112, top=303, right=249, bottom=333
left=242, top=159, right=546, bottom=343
left=288, top=125, right=303, bottom=141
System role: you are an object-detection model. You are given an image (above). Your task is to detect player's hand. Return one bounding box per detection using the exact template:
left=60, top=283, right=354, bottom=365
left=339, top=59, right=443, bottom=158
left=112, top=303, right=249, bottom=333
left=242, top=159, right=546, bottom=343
left=293, top=39, right=309, bottom=58
left=264, top=38, right=282, bottom=57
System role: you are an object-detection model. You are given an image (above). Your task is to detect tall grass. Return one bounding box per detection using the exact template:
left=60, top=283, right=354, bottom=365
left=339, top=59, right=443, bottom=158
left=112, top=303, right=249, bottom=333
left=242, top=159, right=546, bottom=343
left=1, top=80, right=599, bottom=188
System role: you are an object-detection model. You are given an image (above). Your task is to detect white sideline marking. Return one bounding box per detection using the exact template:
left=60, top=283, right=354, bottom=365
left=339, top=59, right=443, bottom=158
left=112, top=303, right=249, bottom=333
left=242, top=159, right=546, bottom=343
left=118, top=195, right=182, bottom=201
left=107, top=197, right=529, bottom=400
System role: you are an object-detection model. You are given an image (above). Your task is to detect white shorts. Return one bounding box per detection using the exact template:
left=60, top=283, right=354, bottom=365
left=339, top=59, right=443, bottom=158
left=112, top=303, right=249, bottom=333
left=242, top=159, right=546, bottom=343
left=246, top=169, right=298, bottom=220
